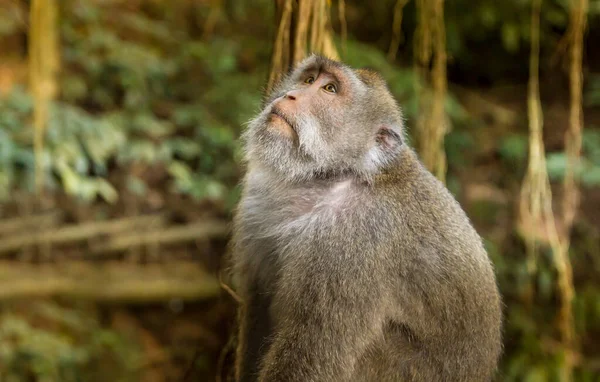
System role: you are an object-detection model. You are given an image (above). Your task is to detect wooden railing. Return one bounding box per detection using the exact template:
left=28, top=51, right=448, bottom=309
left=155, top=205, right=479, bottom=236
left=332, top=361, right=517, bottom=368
left=0, top=212, right=230, bottom=302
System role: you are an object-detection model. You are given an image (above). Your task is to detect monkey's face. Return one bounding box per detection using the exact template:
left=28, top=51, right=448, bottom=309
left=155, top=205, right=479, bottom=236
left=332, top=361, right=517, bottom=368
left=243, top=55, right=404, bottom=182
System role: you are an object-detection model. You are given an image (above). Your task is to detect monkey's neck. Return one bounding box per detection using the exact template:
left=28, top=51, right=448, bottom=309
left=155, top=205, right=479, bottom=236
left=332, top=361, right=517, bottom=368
left=311, top=168, right=365, bottom=183
left=247, top=145, right=412, bottom=189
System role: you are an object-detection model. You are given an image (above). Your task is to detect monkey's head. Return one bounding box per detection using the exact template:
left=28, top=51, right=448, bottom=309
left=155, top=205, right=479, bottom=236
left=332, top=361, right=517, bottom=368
left=243, top=54, right=405, bottom=183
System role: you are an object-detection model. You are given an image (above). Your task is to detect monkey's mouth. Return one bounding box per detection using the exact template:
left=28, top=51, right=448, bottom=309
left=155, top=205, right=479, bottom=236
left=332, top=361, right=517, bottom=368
left=269, top=108, right=296, bottom=133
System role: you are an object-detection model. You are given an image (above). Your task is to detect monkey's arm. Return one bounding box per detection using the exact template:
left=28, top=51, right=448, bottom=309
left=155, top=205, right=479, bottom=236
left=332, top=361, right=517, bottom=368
left=236, top=283, right=273, bottom=382
left=257, top=248, right=386, bottom=382
left=230, top=229, right=278, bottom=382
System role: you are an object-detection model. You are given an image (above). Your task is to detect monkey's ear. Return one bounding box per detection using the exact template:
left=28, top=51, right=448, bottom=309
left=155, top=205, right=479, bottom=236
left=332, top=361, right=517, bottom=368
left=375, top=125, right=403, bottom=152
left=366, top=125, right=403, bottom=171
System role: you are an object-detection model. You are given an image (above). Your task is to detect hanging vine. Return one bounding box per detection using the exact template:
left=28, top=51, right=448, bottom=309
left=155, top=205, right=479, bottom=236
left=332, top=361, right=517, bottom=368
left=557, top=0, right=588, bottom=379
left=29, top=0, right=60, bottom=196
left=387, top=0, right=410, bottom=62
left=414, top=0, right=448, bottom=182
left=519, top=0, right=577, bottom=379
left=519, top=0, right=553, bottom=273
left=268, top=0, right=339, bottom=92
left=563, top=0, right=588, bottom=239
left=268, top=0, right=294, bottom=92
left=338, top=0, right=347, bottom=57
left=202, top=0, right=223, bottom=39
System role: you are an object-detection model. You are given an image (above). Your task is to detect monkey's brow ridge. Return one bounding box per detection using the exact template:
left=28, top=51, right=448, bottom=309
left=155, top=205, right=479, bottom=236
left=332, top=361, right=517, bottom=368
left=297, top=65, right=344, bottom=86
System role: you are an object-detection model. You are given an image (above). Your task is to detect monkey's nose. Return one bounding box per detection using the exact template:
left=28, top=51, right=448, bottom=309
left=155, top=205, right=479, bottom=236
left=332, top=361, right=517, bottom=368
left=283, top=93, right=297, bottom=101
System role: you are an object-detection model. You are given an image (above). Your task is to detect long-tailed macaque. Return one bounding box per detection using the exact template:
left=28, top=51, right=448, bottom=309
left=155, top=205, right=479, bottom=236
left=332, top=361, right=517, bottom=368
left=230, top=54, right=502, bottom=382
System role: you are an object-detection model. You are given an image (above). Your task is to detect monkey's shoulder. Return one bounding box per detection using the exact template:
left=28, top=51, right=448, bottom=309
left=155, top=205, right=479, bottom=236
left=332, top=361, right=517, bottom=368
left=375, top=160, right=488, bottom=255
left=377, top=154, right=471, bottom=223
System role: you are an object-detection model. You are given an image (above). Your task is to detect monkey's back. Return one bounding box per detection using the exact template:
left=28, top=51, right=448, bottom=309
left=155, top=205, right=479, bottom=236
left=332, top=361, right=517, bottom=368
left=361, top=148, right=503, bottom=381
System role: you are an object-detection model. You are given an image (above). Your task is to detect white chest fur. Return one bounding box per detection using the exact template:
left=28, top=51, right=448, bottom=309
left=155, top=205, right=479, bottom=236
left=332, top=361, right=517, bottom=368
left=241, top=172, right=359, bottom=239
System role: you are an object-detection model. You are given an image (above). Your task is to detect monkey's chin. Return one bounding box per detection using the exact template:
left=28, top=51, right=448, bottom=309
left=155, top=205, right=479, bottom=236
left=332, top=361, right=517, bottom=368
left=267, top=113, right=296, bottom=139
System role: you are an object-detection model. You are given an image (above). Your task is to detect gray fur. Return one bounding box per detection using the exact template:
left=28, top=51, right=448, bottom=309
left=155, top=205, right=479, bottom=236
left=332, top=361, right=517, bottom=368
left=230, top=55, right=502, bottom=382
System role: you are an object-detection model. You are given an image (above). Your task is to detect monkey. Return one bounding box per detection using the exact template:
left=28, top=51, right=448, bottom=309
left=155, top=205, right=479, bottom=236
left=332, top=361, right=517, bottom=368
left=229, top=54, right=502, bottom=382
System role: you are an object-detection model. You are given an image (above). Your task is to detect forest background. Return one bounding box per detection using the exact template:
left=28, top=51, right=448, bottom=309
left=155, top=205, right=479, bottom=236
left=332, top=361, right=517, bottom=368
left=0, top=0, right=599, bottom=381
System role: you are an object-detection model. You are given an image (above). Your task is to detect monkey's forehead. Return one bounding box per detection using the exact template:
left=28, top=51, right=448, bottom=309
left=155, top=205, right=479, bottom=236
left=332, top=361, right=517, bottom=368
left=291, top=54, right=356, bottom=80
left=296, top=54, right=346, bottom=72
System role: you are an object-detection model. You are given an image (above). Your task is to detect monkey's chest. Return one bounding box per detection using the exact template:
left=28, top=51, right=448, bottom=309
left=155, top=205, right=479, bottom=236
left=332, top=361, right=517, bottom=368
left=241, top=191, right=361, bottom=260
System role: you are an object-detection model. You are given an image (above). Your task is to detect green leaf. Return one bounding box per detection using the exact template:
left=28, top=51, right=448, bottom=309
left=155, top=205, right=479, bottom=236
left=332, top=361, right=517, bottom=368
left=61, top=75, right=88, bottom=102
left=126, top=176, right=147, bottom=196
left=480, top=4, right=498, bottom=28
left=537, top=269, right=553, bottom=300
left=499, top=134, right=528, bottom=162
left=581, top=166, right=600, bottom=186
left=523, top=366, right=548, bottom=382
left=204, top=179, right=227, bottom=200
left=95, top=179, right=119, bottom=204
left=546, top=152, right=568, bottom=180
left=501, top=23, right=520, bottom=53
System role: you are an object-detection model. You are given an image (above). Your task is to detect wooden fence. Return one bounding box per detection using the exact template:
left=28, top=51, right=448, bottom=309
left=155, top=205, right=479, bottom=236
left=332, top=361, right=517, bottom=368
left=0, top=211, right=230, bottom=303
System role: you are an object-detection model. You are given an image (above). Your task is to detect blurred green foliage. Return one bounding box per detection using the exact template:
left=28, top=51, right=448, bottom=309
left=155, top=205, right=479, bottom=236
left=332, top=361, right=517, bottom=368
left=0, top=0, right=271, bottom=206
left=547, top=129, right=600, bottom=187
left=586, top=75, right=600, bottom=107
left=446, top=0, right=572, bottom=54
left=0, top=302, right=140, bottom=382
left=496, top=129, right=600, bottom=187
left=358, top=0, right=600, bottom=83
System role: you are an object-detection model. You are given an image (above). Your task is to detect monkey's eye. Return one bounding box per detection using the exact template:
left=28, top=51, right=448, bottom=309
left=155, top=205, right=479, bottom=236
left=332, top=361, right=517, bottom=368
left=323, top=83, right=337, bottom=93
left=304, top=76, right=315, bottom=84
